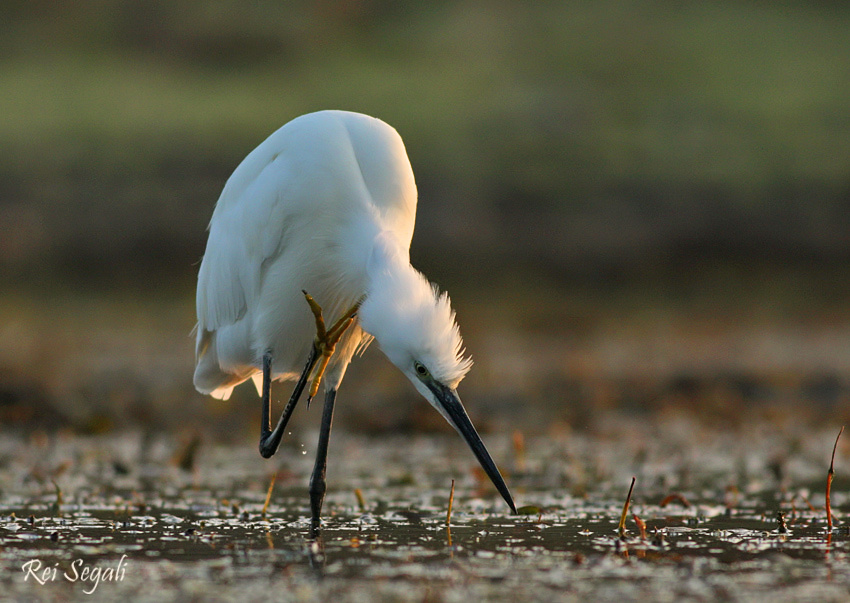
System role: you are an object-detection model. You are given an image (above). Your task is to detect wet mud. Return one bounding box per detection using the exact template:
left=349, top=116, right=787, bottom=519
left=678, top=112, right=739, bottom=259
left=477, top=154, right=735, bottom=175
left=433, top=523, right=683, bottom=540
left=1, top=420, right=849, bottom=602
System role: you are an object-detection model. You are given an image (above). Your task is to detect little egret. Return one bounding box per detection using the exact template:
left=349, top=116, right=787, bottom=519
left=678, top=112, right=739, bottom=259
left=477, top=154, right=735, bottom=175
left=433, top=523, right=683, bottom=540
left=193, top=110, right=516, bottom=526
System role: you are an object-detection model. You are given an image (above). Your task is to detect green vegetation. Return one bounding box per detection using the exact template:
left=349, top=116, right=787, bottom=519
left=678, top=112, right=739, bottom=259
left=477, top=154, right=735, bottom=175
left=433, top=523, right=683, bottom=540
left=3, top=2, right=850, bottom=440
left=2, top=1, right=850, bottom=286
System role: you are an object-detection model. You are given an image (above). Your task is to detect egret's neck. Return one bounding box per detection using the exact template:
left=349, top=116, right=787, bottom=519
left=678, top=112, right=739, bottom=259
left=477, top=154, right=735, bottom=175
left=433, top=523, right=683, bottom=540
left=357, top=231, right=472, bottom=389
left=358, top=231, right=414, bottom=338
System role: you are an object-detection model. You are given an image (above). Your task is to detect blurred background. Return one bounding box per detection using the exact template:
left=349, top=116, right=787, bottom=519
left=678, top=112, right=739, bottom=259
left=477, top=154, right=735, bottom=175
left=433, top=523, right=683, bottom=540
left=2, top=1, right=850, bottom=440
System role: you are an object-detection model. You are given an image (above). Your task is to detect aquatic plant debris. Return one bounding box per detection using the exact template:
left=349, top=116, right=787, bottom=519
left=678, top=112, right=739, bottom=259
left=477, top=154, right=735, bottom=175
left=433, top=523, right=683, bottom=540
left=513, top=430, right=526, bottom=472
left=632, top=513, right=647, bottom=540
left=777, top=511, right=788, bottom=534
left=659, top=492, right=691, bottom=508
left=826, top=425, right=844, bottom=531
left=516, top=505, right=542, bottom=515
left=173, top=433, right=201, bottom=472
left=262, top=473, right=276, bottom=518
left=3, top=427, right=850, bottom=602
left=50, top=480, right=62, bottom=516
left=354, top=488, right=366, bottom=512
left=446, top=479, right=455, bottom=526
left=618, top=477, right=636, bottom=539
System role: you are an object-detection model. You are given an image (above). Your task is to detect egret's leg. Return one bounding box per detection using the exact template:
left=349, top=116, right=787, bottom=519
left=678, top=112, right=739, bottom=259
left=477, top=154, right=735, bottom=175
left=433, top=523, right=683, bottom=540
left=259, top=347, right=318, bottom=458
left=308, top=387, right=337, bottom=530
left=302, top=291, right=362, bottom=403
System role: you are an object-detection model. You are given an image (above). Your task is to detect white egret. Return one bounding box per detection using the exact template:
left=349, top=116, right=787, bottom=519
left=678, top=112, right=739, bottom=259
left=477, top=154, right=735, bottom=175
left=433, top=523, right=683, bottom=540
left=193, top=110, right=516, bottom=526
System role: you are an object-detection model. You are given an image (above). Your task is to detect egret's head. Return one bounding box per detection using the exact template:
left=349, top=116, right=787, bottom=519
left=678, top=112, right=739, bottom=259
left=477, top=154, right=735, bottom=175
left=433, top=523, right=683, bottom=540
left=358, top=237, right=516, bottom=514
left=359, top=261, right=472, bottom=397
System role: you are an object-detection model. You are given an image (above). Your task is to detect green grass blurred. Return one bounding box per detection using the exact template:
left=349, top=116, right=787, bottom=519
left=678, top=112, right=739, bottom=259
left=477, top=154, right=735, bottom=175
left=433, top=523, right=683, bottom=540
left=3, top=1, right=850, bottom=288
left=3, top=2, right=850, bottom=433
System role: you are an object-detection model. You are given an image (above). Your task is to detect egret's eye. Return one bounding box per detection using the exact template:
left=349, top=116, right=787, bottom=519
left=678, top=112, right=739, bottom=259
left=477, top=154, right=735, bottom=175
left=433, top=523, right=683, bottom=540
left=414, top=361, right=429, bottom=378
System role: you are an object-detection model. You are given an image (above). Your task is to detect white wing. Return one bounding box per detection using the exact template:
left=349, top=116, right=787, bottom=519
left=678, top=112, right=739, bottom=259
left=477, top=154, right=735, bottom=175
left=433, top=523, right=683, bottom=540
left=194, top=110, right=418, bottom=398
left=196, top=125, right=304, bottom=335
left=198, top=110, right=416, bottom=332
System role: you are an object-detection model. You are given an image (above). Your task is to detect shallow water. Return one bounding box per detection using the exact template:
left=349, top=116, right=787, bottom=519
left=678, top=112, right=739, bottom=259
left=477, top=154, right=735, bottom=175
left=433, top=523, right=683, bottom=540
left=1, top=423, right=849, bottom=602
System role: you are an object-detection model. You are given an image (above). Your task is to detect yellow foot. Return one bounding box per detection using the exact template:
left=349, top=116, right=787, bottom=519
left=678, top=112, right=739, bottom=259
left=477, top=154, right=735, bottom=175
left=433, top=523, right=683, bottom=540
left=302, top=291, right=363, bottom=398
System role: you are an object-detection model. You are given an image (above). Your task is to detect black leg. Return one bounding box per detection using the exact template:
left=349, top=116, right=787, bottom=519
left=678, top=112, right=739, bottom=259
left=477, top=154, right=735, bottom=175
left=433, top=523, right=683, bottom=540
left=309, top=387, right=337, bottom=531
left=259, top=346, right=319, bottom=458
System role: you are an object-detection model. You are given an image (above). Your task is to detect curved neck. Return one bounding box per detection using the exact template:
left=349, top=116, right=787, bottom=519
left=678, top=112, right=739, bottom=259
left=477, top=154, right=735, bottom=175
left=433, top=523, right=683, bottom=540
left=358, top=231, right=416, bottom=339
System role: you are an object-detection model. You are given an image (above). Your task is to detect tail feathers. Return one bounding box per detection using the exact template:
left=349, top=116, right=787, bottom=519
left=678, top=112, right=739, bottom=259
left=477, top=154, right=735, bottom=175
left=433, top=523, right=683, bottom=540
left=193, top=328, right=255, bottom=400
left=251, top=373, right=263, bottom=396
left=208, top=384, right=235, bottom=401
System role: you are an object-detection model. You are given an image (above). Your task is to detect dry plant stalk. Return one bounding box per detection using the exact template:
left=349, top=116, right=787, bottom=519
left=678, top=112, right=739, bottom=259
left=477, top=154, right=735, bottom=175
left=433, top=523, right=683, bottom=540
left=51, top=480, right=63, bottom=516
left=632, top=513, right=647, bottom=540
left=173, top=434, right=202, bottom=472
left=618, top=477, right=636, bottom=539
left=51, top=480, right=63, bottom=506
left=513, top=430, right=526, bottom=472
left=723, top=485, right=740, bottom=511
left=826, top=426, right=844, bottom=531
left=262, top=473, right=276, bottom=518
left=776, top=511, right=788, bottom=534
left=659, top=493, right=691, bottom=508
left=446, top=479, right=455, bottom=526
left=354, top=488, right=366, bottom=512
left=799, top=492, right=817, bottom=513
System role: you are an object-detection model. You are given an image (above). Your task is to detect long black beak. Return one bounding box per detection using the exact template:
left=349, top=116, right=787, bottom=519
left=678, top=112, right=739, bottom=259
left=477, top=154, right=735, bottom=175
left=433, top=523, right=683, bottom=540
left=428, top=382, right=517, bottom=514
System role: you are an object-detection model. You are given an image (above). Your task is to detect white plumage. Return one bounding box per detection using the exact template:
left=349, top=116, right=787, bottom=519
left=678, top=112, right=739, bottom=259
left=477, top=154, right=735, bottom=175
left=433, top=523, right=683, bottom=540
left=193, top=110, right=514, bottom=521
left=194, top=110, right=468, bottom=401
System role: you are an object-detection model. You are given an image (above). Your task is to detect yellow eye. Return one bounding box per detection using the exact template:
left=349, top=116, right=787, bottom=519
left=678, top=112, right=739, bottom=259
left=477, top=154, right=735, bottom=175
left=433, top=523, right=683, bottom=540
left=414, top=361, right=429, bottom=378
